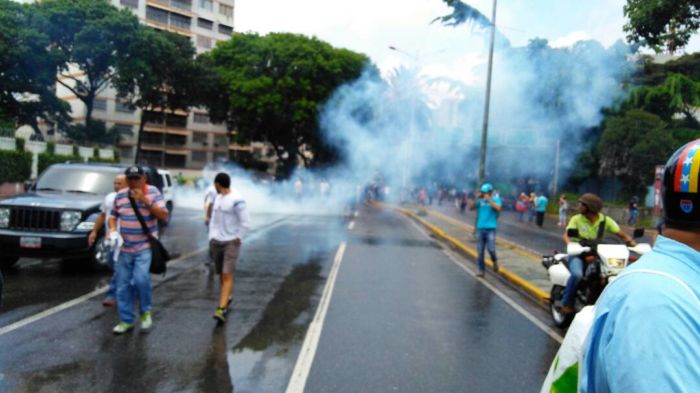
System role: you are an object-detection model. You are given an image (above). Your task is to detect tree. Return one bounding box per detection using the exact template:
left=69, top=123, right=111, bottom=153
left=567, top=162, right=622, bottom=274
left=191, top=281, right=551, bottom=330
left=598, top=109, right=676, bottom=196
left=0, top=0, right=69, bottom=138
left=204, top=32, right=370, bottom=178
left=112, top=27, right=200, bottom=164
left=32, top=0, right=139, bottom=134
left=624, top=0, right=700, bottom=53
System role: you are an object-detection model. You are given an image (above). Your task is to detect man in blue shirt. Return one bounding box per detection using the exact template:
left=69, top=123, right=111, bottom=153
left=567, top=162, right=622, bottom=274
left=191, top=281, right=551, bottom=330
left=469, top=183, right=502, bottom=277
left=580, top=139, right=700, bottom=392
left=535, top=193, right=548, bottom=227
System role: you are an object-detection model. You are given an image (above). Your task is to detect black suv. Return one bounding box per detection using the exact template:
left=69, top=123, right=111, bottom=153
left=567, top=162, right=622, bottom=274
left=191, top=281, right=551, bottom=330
left=0, top=163, right=164, bottom=269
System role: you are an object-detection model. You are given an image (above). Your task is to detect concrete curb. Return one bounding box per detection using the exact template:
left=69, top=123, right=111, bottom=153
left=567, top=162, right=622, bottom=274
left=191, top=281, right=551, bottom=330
left=380, top=203, right=550, bottom=304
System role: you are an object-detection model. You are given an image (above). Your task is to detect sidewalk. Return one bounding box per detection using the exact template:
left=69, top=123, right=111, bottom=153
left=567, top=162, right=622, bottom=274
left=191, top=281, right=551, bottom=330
left=384, top=203, right=553, bottom=304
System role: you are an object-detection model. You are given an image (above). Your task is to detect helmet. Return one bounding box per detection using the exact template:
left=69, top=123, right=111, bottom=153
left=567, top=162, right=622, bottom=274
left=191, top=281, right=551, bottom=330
left=662, top=138, right=700, bottom=228
left=480, top=183, right=493, bottom=193
left=578, top=193, right=603, bottom=214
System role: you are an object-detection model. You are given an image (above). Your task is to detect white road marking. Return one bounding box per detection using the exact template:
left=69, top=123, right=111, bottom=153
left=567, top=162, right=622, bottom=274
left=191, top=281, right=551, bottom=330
left=404, top=216, right=563, bottom=344
left=286, top=241, right=347, bottom=393
left=0, top=246, right=208, bottom=338
left=348, top=221, right=355, bottom=230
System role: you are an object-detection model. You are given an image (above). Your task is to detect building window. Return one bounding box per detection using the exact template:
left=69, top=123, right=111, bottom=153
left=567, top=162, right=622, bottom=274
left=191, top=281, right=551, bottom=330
left=219, top=3, right=233, bottom=19
left=191, top=150, right=207, bottom=162
left=193, top=132, right=208, bottom=145
left=197, top=17, right=213, bottom=30
left=199, top=0, right=213, bottom=12
left=120, top=0, right=139, bottom=9
left=196, top=35, right=212, bottom=49
left=119, top=147, right=134, bottom=159
left=193, top=113, right=210, bottom=123
left=114, top=123, right=134, bottom=136
left=146, top=6, right=168, bottom=24
left=171, top=0, right=191, bottom=11
left=213, top=134, right=228, bottom=147
left=115, top=101, right=134, bottom=113
left=169, top=13, right=191, bottom=30
left=93, top=98, right=107, bottom=111
left=218, top=24, right=233, bottom=36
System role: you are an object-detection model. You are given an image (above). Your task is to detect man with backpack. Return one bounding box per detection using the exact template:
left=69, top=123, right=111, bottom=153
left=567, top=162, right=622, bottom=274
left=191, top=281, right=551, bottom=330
left=560, top=193, right=636, bottom=315
left=579, top=141, right=700, bottom=392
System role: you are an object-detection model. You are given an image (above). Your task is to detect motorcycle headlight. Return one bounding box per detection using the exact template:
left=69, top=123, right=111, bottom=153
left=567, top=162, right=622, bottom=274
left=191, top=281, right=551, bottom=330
left=60, top=211, right=82, bottom=232
left=607, top=258, right=626, bottom=269
left=0, top=207, right=9, bottom=228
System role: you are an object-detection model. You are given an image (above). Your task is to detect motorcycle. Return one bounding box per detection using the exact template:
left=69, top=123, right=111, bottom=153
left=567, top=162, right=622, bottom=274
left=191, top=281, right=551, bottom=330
left=542, top=228, right=652, bottom=328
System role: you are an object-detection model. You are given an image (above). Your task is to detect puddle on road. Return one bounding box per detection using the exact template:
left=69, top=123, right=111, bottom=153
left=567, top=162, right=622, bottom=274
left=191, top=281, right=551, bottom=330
left=353, top=236, right=440, bottom=249
left=228, top=260, right=324, bottom=391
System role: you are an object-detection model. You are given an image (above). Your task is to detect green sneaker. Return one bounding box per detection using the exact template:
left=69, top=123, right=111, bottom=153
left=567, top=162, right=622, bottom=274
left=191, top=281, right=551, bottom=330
left=213, top=307, right=226, bottom=324
left=113, top=322, right=134, bottom=335
left=140, top=310, right=152, bottom=331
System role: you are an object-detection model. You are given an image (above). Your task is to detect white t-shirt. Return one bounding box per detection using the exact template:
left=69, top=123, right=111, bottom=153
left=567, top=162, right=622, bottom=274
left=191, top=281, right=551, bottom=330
left=204, top=185, right=218, bottom=206
left=102, top=191, right=117, bottom=214
left=209, top=189, right=251, bottom=242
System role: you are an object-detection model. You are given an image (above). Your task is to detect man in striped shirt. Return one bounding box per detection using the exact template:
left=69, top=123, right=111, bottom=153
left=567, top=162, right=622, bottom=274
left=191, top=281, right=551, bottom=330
left=108, top=166, right=169, bottom=334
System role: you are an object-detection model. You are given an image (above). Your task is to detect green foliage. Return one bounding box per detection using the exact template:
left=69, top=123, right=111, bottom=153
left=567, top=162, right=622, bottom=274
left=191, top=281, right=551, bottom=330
left=624, top=0, right=700, bottom=53
left=599, top=109, right=676, bottom=196
left=38, top=152, right=79, bottom=175
left=15, top=138, right=24, bottom=152
left=0, top=149, right=32, bottom=183
left=0, top=0, right=69, bottom=136
left=32, top=0, right=139, bottom=129
left=46, top=141, right=55, bottom=154
left=204, top=32, right=371, bottom=178
left=62, top=120, right=117, bottom=145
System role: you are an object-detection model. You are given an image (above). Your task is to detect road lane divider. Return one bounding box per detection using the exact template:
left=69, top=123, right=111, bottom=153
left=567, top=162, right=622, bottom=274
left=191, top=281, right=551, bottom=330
left=348, top=221, right=355, bottom=230
left=286, top=241, right=347, bottom=393
left=378, top=203, right=550, bottom=304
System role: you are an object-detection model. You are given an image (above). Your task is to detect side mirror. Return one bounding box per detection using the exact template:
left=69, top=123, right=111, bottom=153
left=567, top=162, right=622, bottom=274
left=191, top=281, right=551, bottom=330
left=567, top=228, right=579, bottom=238
left=633, top=228, right=645, bottom=238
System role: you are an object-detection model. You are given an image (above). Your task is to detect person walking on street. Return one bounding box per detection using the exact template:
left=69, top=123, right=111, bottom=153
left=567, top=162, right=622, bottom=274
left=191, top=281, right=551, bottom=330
left=535, top=193, right=548, bottom=227
left=209, top=172, right=250, bottom=324
left=108, top=166, right=169, bottom=334
left=527, top=192, right=537, bottom=223
left=627, top=195, right=639, bottom=226
left=88, top=174, right=127, bottom=307
left=560, top=193, right=636, bottom=315
left=469, top=183, right=502, bottom=277
left=558, top=194, right=568, bottom=227
left=580, top=140, right=700, bottom=392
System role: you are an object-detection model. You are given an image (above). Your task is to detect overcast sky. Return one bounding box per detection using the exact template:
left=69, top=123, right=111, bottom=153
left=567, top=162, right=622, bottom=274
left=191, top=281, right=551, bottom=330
left=234, top=0, right=700, bottom=84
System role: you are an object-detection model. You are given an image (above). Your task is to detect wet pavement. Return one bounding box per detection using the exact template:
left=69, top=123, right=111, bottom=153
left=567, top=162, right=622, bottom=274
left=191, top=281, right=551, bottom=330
left=305, top=207, right=560, bottom=392
left=0, top=204, right=561, bottom=392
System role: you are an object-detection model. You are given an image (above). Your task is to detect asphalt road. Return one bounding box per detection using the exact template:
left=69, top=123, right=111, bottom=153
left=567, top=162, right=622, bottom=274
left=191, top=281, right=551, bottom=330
left=0, top=205, right=560, bottom=392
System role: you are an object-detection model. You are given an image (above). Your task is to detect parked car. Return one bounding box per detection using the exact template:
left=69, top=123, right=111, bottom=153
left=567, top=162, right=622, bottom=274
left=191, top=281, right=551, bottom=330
left=0, top=162, right=165, bottom=269
left=158, top=169, right=175, bottom=220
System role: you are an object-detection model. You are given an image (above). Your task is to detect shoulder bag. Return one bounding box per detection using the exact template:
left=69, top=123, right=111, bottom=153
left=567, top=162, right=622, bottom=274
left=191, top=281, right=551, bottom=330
left=128, top=197, right=170, bottom=275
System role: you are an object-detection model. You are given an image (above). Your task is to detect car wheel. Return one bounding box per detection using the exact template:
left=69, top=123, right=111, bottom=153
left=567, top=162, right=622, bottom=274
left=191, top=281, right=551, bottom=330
left=0, top=257, right=19, bottom=270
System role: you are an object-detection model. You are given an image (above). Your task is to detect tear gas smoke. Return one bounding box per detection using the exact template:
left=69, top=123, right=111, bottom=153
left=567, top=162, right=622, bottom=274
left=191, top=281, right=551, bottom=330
left=175, top=37, right=634, bottom=216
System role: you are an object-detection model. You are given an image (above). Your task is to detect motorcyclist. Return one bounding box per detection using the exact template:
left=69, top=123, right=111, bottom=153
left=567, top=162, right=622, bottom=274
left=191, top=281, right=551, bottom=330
left=560, top=193, right=636, bottom=314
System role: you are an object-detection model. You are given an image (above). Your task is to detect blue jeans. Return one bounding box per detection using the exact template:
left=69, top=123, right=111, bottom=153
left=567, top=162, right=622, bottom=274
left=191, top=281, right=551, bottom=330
left=628, top=209, right=638, bottom=225
left=562, top=256, right=584, bottom=306
left=105, top=250, right=117, bottom=300
left=476, top=229, right=497, bottom=272
left=116, top=248, right=152, bottom=324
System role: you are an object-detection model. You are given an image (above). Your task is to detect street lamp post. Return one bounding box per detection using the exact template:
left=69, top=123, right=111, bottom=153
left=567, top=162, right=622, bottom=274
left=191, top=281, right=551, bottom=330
left=477, top=0, right=498, bottom=187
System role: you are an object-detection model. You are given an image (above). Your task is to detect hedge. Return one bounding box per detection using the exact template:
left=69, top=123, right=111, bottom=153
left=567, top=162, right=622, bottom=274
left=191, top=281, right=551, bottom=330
left=38, top=152, right=80, bottom=175
left=0, top=150, right=32, bottom=183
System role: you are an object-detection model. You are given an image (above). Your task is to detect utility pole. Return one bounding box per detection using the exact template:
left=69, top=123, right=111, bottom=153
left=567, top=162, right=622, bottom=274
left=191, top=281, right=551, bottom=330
left=477, top=0, right=497, bottom=187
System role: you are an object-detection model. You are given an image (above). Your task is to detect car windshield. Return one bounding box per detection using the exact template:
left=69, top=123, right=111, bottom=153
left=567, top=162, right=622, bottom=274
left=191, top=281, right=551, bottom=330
left=35, top=167, right=116, bottom=195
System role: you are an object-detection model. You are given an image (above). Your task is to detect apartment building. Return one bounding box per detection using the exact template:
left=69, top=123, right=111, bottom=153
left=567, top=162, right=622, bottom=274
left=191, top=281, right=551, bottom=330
left=54, top=0, right=236, bottom=168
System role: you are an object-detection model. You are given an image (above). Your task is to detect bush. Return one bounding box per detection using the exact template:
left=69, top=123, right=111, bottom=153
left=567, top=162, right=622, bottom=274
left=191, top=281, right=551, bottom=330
left=38, top=152, right=79, bottom=175
left=0, top=150, right=32, bottom=183
left=15, top=137, right=25, bottom=151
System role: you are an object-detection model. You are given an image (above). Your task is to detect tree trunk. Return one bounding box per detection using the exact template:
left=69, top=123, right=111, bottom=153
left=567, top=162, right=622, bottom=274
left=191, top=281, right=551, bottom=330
left=134, top=110, right=147, bottom=165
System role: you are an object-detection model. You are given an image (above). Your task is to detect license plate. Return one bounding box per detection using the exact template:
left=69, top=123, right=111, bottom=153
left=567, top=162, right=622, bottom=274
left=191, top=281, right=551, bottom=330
left=20, top=236, right=41, bottom=249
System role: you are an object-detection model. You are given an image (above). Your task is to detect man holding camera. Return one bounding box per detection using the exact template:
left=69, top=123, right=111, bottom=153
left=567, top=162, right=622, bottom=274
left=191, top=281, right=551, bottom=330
left=469, top=183, right=502, bottom=277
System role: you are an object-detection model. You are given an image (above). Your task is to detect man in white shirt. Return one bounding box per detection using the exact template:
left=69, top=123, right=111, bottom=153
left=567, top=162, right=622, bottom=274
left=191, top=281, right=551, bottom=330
left=88, top=174, right=127, bottom=306
left=208, top=172, right=250, bottom=324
